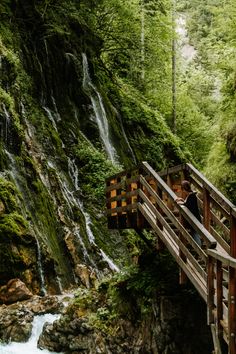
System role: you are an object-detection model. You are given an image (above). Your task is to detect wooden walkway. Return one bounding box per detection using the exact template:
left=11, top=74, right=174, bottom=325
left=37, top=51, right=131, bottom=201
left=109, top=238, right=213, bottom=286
left=106, top=162, right=236, bottom=354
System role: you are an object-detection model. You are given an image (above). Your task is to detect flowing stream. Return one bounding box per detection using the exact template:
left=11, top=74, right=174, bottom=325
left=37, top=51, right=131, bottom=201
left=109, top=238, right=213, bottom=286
left=0, top=314, right=60, bottom=354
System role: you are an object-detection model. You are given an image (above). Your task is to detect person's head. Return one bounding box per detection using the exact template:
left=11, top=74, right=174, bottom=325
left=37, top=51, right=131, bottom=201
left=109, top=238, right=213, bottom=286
left=181, top=180, right=192, bottom=196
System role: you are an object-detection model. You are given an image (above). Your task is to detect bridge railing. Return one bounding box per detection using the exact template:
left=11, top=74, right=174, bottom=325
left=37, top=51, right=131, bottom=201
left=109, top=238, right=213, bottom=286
left=106, top=161, right=236, bottom=353
left=207, top=249, right=236, bottom=353
left=106, top=161, right=217, bottom=300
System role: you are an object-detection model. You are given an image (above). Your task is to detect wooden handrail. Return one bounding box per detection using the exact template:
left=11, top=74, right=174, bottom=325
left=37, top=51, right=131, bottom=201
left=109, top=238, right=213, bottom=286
left=139, top=175, right=216, bottom=250
left=207, top=249, right=236, bottom=269
left=106, top=161, right=236, bottom=353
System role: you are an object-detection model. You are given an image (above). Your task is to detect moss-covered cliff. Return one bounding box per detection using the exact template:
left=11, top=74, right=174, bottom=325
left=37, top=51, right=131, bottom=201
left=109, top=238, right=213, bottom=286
left=0, top=0, right=188, bottom=293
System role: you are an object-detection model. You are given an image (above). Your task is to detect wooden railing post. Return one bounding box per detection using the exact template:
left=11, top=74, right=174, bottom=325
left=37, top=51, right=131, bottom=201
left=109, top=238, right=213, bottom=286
left=229, top=211, right=236, bottom=353
left=179, top=214, right=187, bottom=285
left=137, top=169, right=144, bottom=229
left=156, top=185, right=165, bottom=251
left=216, top=260, right=223, bottom=345
left=203, top=187, right=211, bottom=231
left=207, top=255, right=215, bottom=325
left=126, top=173, right=132, bottom=228
left=106, top=178, right=117, bottom=228
left=167, top=173, right=173, bottom=210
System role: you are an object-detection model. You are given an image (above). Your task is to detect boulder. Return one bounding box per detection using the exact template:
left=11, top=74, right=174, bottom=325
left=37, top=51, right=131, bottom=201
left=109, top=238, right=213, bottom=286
left=0, top=278, right=33, bottom=304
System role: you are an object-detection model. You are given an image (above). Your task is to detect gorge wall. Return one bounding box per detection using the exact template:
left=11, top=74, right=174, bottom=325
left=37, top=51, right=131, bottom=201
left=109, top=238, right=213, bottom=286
left=0, top=0, right=185, bottom=294
left=0, top=0, right=215, bottom=353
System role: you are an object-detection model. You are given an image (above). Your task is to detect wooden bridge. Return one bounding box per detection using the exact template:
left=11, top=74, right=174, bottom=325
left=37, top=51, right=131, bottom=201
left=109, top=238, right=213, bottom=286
left=106, top=162, right=236, bottom=354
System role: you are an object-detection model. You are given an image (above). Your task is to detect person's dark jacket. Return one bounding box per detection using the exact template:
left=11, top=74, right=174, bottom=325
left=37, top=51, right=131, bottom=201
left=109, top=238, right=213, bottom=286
left=184, top=192, right=201, bottom=232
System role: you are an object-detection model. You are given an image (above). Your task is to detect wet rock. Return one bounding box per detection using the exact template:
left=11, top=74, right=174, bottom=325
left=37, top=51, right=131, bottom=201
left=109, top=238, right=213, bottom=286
left=0, top=304, right=33, bottom=342
left=75, top=264, right=91, bottom=288
left=0, top=295, right=64, bottom=343
left=0, top=278, right=33, bottom=304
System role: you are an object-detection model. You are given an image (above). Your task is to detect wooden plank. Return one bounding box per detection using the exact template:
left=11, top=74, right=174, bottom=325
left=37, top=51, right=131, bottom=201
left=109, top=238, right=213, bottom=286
left=186, top=163, right=235, bottom=213
left=216, top=260, right=223, bottom=346
left=223, top=302, right=228, bottom=320
left=138, top=203, right=207, bottom=301
left=106, top=203, right=138, bottom=215
left=220, top=319, right=229, bottom=344
left=106, top=176, right=140, bottom=192
left=210, top=226, right=230, bottom=254
left=203, top=188, right=211, bottom=231
left=223, top=285, right=228, bottom=300
left=211, top=324, right=222, bottom=354
left=229, top=267, right=236, bottom=354
left=223, top=268, right=229, bottom=282
left=230, top=213, right=236, bottom=258
left=210, top=212, right=230, bottom=241
left=207, top=249, right=236, bottom=269
left=107, top=189, right=139, bottom=203
left=139, top=202, right=207, bottom=281
left=139, top=177, right=208, bottom=261
left=207, top=256, right=215, bottom=324
left=210, top=210, right=230, bottom=235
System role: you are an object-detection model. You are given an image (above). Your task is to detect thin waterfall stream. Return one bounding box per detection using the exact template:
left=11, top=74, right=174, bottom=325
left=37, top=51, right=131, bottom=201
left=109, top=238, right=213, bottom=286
left=68, top=158, right=120, bottom=272
left=82, top=53, right=118, bottom=164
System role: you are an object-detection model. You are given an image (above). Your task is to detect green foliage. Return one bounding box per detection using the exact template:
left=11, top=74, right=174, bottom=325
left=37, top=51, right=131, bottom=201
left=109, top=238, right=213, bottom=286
left=204, top=140, right=236, bottom=203
left=176, top=79, right=214, bottom=166
left=116, top=80, right=188, bottom=169
left=76, top=142, right=120, bottom=203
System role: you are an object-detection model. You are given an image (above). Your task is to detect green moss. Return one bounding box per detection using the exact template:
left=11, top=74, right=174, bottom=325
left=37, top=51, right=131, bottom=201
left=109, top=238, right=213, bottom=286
left=0, top=212, right=28, bottom=240
left=0, top=178, right=20, bottom=213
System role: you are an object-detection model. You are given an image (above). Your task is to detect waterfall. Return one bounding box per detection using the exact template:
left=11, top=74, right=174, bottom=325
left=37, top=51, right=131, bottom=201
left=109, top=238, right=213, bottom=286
left=43, top=106, right=58, bottom=132
left=0, top=314, right=60, bottom=354
left=67, top=158, right=120, bottom=272
left=2, top=104, right=10, bottom=146
left=82, top=53, right=117, bottom=164
left=100, top=249, right=120, bottom=272
left=68, top=158, right=95, bottom=244
left=36, top=238, right=47, bottom=296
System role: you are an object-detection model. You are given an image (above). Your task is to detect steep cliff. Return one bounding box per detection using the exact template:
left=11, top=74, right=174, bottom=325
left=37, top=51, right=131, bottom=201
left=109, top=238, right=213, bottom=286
left=0, top=0, right=186, bottom=293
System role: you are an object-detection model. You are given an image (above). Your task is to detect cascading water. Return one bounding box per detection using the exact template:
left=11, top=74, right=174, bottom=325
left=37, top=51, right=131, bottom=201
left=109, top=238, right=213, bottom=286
left=43, top=106, right=58, bottom=132
left=2, top=104, right=10, bottom=146
left=0, top=314, right=60, bottom=354
left=67, top=158, right=120, bottom=272
left=36, top=237, right=47, bottom=296
left=100, top=249, right=120, bottom=272
left=82, top=53, right=117, bottom=164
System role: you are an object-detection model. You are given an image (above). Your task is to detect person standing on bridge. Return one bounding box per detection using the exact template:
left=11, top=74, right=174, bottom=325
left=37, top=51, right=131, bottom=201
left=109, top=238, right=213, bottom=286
left=175, top=180, right=202, bottom=247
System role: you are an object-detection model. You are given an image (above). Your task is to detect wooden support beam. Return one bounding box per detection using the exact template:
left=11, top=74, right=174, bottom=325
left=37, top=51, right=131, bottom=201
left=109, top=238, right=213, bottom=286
left=203, top=187, right=211, bottom=231
left=229, top=267, right=236, bottom=354
left=179, top=214, right=187, bottom=285
left=216, top=260, right=224, bottom=348
left=230, top=212, right=236, bottom=258
left=207, top=255, right=215, bottom=325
